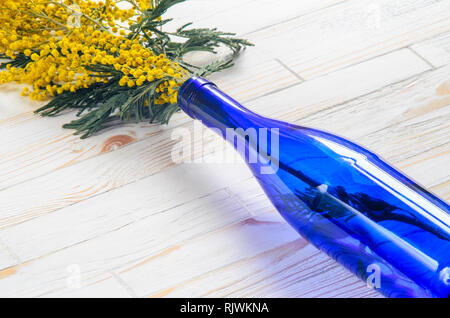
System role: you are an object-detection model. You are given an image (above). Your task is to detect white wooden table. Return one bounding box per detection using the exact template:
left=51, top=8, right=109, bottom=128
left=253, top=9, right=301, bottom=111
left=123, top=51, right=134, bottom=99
left=0, top=0, right=449, bottom=297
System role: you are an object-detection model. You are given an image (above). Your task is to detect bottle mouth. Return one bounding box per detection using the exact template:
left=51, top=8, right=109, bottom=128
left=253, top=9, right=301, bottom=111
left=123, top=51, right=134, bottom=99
left=177, top=76, right=216, bottom=119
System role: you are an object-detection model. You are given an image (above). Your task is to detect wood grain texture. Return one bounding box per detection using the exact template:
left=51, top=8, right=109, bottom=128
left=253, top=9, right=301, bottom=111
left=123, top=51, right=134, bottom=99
left=165, top=0, right=346, bottom=35
left=0, top=243, right=17, bottom=272
left=411, top=31, right=450, bottom=67
left=0, top=0, right=448, bottom=298
left=246, top=0, right=450, bottom=79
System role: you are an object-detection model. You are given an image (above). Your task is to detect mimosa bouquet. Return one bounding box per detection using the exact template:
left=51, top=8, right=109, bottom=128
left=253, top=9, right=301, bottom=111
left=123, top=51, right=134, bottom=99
left=0, top=0, right=251, bottom=138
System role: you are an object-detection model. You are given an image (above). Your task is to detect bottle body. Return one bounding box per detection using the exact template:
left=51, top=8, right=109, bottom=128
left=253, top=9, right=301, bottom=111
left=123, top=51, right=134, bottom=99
left=177, top=77, right=450, bottom=298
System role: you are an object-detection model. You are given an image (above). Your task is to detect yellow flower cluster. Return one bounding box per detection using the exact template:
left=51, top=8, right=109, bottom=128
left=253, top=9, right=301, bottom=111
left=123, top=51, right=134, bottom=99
left=0, top=0, right=187, bottom=104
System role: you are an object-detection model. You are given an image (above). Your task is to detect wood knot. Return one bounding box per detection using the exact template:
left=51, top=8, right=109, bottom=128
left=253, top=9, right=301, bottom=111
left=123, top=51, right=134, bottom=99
left=101, top=134, right=136, bottom=153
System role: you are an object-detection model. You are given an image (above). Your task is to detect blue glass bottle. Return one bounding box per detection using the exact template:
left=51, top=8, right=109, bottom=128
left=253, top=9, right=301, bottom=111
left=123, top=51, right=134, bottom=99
left=177, top=77, right=450, bottom=298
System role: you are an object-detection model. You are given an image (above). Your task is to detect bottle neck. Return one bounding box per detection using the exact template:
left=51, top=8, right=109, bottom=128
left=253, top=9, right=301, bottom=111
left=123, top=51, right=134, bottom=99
left=177, top=76, right=261, bottom=132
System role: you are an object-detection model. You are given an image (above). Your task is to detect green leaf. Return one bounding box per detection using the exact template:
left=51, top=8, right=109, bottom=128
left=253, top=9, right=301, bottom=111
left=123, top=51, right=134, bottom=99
left=33, top=0, right=253, bottom=138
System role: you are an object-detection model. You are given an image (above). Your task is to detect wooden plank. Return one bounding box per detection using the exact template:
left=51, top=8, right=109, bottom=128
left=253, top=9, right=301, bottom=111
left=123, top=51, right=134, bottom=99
left=246, top=48, right=431, bottom=120
left=41, top=274, right=132, bottom=298
left=208, top=53, right=301, bottom=102
left=165, top=0, right=256, bottom=28
left=117, top=216, right=301, bottom=297
left=0, top=191, right=270, bottom=297
left=430, top=181, right=449, bottom=200
left=142, top=240, right=381, bottom=298
left=246, top=0, right=450, bottom=79
left=0, top=112, right=188, bottom=190
left=0, top=122, right=252, bottom=230
left=0, top=162, right=252, bottom=261
left=293, top=65, right=450, bottom=165
left=294, top=64, right=449, bottom=139
left=359, top=107, right=448, bottom=164
left=411, top=31, right=450, bottom=67
left=395, top=140, right=449, bottom=190
left=0, top=245, right=16, bottom=272
left=166, top=0, right=251, bottom=21
left=166, top=0, right=346, bottom=35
